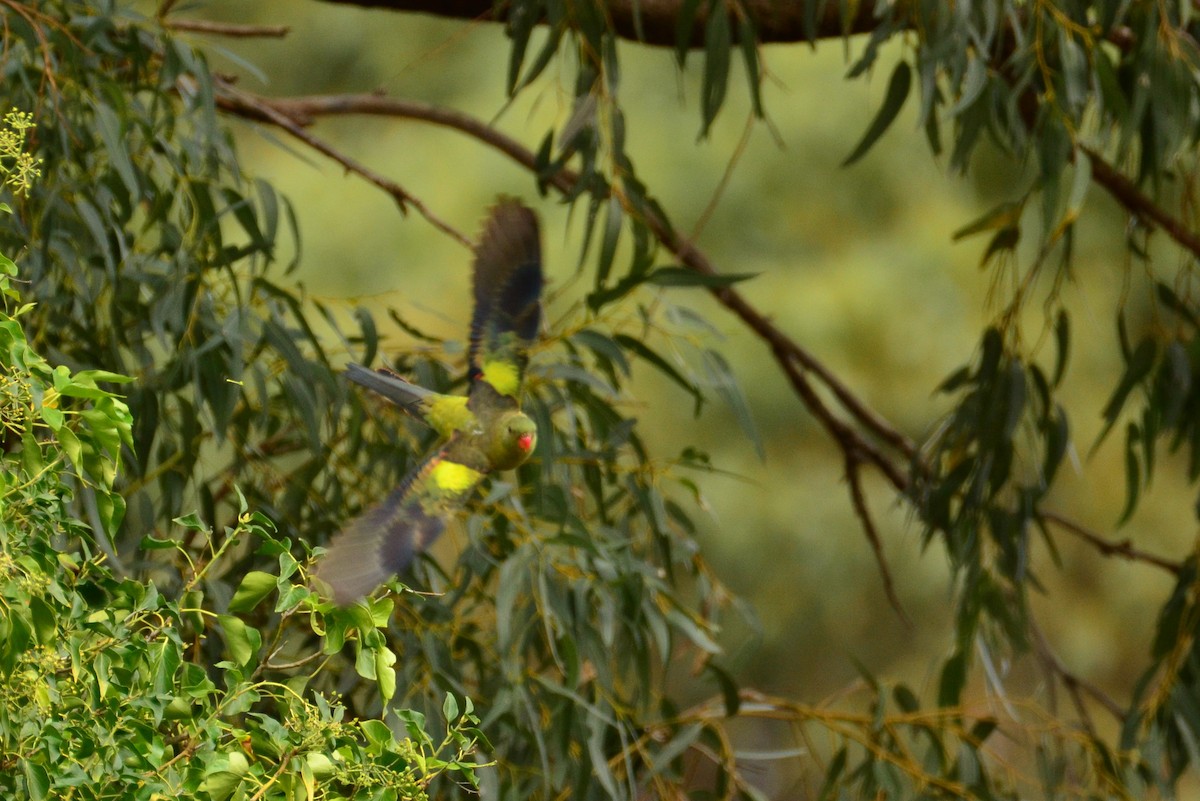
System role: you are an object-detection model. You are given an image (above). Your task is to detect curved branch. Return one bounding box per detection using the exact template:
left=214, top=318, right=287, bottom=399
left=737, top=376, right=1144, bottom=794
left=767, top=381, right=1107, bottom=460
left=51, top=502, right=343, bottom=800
left=242, top=92, right=916, bottom=452
left=313, top=0, right=894, bottom=47
left=211, top=82, right=472, bottom=247
left=211, top=87, right=1186, bottom=580
left=1083, top=146, right=1200, bottom=259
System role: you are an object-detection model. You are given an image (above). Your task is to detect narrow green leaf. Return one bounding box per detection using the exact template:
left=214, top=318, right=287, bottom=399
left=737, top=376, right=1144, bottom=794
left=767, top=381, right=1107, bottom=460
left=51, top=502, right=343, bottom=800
left=1157, top=282, right=1200, bottom=330
left=1099, top=337, right=1158, bottom=438
left=947, top=56, right=988, bottom=117
left=952, top=201, right=1022, bottom=241
left=737, top=16, right=763, bottom=117
left=674, top=0, right=705, bottom=65
left=818, top=748, right=848, bottom=800
left=700, top=0, right=732, bottom=135
left=938, top=649, right=968, bottom=707
left=596, top=194, right=623, bottom=290
left=1119, top=423, right=1141, bottom=524
left=703, top=348, right=763, bottom=459
left=506, top=0, right=537, bottom=94
left=650, top=722, right=705, bottom=773
left=1001, top=362, right=1026, bottom=439
left=93, top=101, right=138, bottom=196
left=646, top=266, right=758, bottom=288
left=613, top=334, right=703, bottom=411
left=842, top=61, right=911, bottom=167
left=1065, top=154, right=1091, bottom=222
left=705, top=660, right=741, bottom=715
left=893, top=683, right=920, bottom=713
left=1052, top=311, right=1070, bottom=386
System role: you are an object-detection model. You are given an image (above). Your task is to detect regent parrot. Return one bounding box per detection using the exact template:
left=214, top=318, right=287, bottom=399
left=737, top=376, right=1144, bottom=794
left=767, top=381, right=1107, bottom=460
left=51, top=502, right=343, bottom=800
left=315, top=199, right=542, bottom=605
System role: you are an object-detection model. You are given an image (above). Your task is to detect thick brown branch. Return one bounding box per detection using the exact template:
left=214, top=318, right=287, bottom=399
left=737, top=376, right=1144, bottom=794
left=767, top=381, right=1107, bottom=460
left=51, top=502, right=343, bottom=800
left=314, top=0, right=894, bottom=47
left=1084, top=146, right=1200, bottom=260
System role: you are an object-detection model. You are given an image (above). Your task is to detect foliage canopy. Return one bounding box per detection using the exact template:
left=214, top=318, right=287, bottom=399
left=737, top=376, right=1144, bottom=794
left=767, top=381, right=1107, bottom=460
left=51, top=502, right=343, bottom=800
left=2, top=0, right=1200, bottom=799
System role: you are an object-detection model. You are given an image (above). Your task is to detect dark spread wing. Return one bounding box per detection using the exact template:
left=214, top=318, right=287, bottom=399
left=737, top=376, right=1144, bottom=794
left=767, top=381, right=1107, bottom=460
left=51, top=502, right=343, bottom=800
left=468, top=198, right=543, bottom=399
left=315, top=446, right=489, bottom=605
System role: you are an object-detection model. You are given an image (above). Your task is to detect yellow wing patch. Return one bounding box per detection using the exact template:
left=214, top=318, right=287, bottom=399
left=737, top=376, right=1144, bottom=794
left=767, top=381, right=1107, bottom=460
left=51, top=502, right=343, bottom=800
left=481, top=360, right=521, bottom=397
left=431, top=459, right=485, bottom=495
left=427, top=395, right=474, bottom=437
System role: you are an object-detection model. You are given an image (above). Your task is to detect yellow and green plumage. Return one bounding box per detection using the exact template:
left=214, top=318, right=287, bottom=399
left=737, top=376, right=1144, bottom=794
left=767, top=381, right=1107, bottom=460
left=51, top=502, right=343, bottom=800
left=315, top=199, right=543, bottom=606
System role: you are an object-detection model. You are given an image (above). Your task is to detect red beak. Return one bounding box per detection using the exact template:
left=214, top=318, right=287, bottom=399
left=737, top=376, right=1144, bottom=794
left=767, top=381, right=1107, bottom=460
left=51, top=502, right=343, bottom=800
left=518, top=432, right=534, bottom=452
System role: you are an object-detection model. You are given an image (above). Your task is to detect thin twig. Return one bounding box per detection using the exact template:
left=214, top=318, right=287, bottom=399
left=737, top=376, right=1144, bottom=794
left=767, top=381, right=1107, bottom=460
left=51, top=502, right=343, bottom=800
left=844, top=449, right=913, bottom=626
left=1041, top=510, right=1182, bottom=576
left=1029, top=614, right=1125, bottom=726
left=263, top=651, right=325, bottom=671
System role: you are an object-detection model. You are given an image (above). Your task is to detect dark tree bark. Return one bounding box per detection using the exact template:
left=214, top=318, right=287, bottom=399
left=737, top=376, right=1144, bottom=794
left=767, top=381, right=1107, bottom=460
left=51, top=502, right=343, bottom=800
left=315, top=0, right=895, bottom=47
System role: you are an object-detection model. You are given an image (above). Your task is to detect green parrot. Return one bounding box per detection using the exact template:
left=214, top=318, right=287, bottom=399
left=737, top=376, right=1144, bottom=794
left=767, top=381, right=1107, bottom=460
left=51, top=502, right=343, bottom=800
left=315, top=199, right=543, bottom=605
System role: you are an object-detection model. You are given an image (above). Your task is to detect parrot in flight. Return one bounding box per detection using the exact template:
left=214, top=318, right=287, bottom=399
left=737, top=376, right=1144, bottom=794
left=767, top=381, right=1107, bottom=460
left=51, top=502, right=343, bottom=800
left=315, top=199, right=543, bottom=605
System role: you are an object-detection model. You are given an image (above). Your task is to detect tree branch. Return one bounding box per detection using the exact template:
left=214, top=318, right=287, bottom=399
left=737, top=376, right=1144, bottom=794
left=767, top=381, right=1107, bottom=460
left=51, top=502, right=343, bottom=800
left=211, top=87, right=1187, bottom=580
left=210, top=81, right=472, bottom=248
left=845, top=449, right=912, bottom=627
left=1083, top=146, right=1200, bottom=260
left=1041, top=510, right=1181, bottom=576
left=314, top=0, right=895, bottom=47
left=307, top=5, right=1200, bottom=264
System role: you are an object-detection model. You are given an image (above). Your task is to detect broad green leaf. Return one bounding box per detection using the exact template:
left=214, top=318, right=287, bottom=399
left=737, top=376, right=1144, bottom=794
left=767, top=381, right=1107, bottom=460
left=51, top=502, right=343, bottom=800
left=375, top=644, right=397, bottom=703
left=217, top=614, right=260, bottom=667
left=228, top=571, right=276, bottom=614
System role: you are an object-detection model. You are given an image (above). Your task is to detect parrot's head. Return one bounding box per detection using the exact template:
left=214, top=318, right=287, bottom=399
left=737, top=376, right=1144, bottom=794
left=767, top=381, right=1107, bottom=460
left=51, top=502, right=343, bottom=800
left=490, top=412, right=538, bottom=471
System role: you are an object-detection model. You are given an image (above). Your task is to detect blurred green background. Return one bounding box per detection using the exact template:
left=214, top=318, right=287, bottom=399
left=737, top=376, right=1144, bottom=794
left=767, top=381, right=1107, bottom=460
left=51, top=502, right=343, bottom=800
left=173, top=0, right=1190, bottom=712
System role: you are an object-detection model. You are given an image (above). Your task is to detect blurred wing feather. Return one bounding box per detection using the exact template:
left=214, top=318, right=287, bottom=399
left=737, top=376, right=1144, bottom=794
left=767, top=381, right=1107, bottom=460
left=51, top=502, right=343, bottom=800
left=469, top=199, right=543, bottom=398
left=316, top=446, right=488, bottom=605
